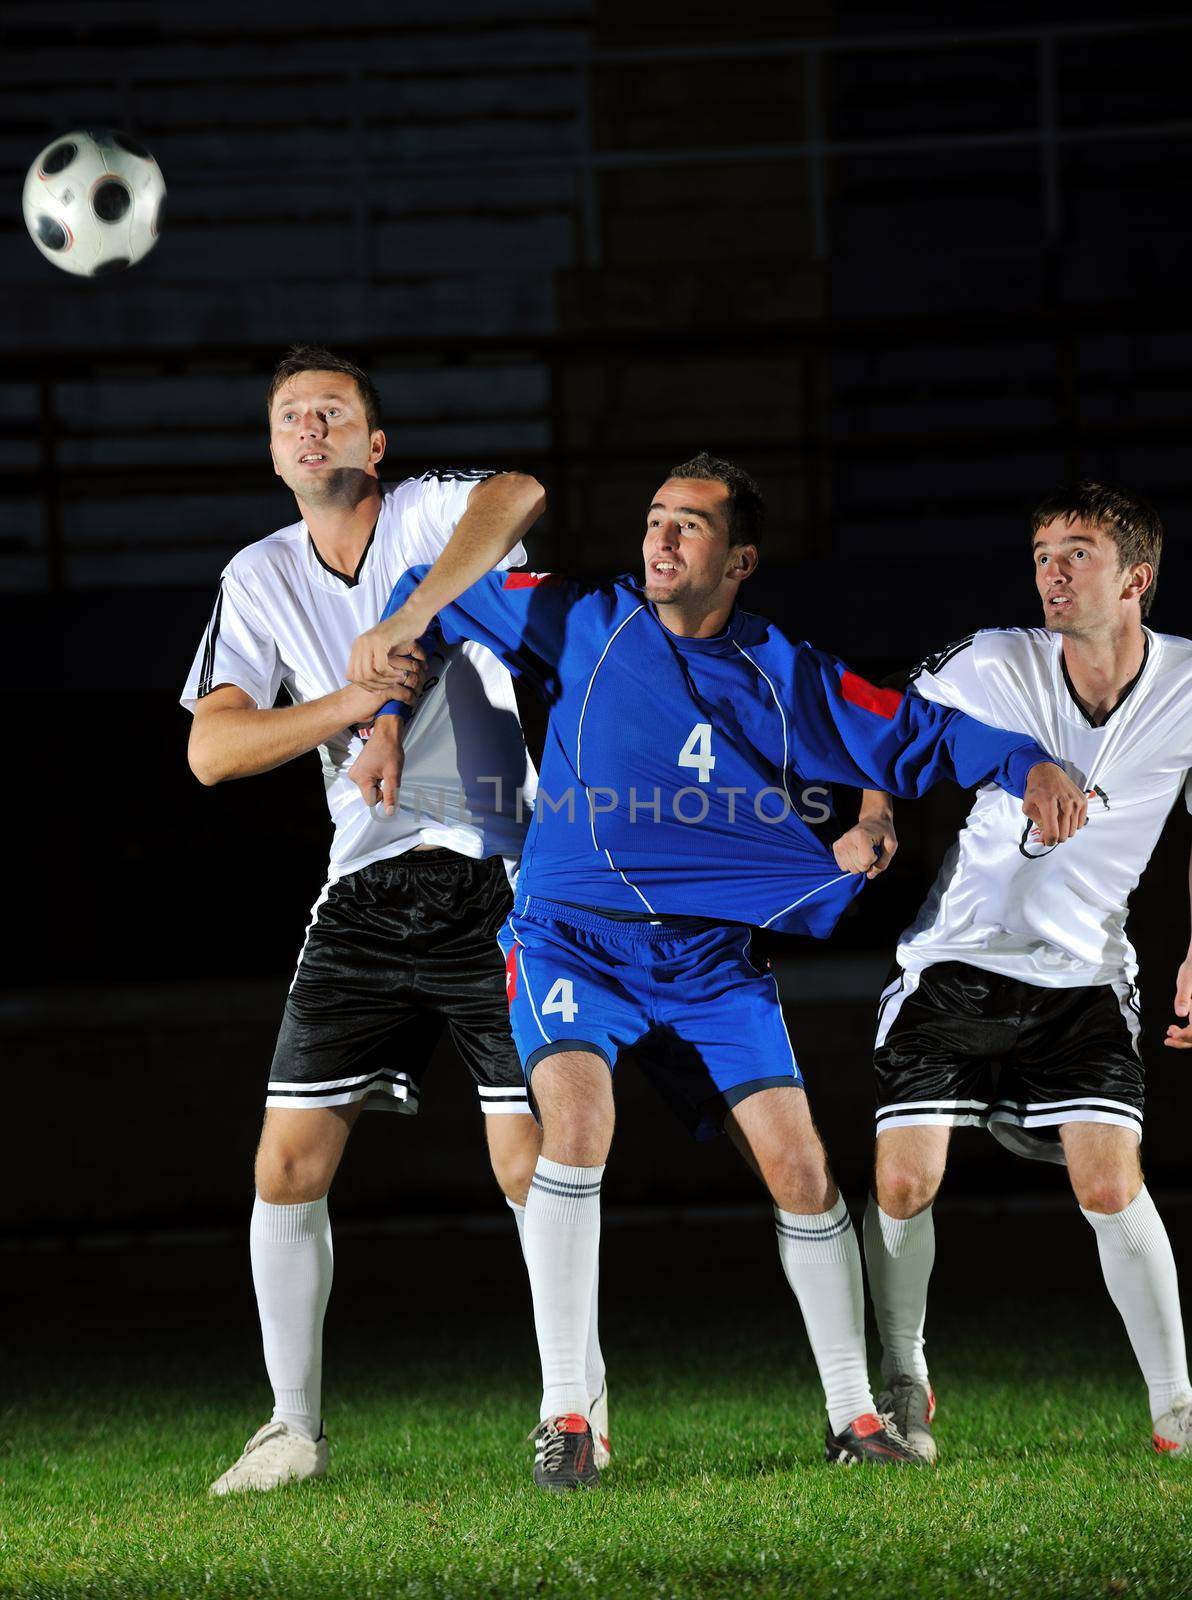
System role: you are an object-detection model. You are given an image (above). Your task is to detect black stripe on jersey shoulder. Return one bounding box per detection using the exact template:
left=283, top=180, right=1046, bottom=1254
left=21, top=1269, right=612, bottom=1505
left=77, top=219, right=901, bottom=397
left=905, top=632, right=981, bottom=687
left=198, top=583, right=225, bottom=698
left=418, top=467, right=498, bottom=483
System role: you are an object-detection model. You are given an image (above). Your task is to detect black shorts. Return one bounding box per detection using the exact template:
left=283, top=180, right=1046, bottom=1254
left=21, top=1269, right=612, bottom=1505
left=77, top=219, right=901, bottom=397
left=267, top=849, right=529, bottom=1118
left=873, top=961, right=1144, bottom=1163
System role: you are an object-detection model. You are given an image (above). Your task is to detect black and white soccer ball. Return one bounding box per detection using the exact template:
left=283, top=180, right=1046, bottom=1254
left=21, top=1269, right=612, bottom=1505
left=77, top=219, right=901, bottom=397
left=22, top=129, right=165, bottom=277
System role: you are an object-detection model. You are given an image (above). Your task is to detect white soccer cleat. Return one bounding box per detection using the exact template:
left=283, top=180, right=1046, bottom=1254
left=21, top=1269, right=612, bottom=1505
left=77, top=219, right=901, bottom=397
left=1153, top=1396, right=1192, bottom=1457
left=589, top=1381, right=611, bottom=1471
left=876, top=1375, right=938, bottom=1465
left=208, top=1420, right=328, bottom=1495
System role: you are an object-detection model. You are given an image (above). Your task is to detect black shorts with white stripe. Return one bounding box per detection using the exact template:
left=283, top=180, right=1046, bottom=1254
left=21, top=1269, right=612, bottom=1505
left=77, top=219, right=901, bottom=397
left=267, top=849, right=529, bottom=1117
left=873, top=961, right=1144, bottom=1163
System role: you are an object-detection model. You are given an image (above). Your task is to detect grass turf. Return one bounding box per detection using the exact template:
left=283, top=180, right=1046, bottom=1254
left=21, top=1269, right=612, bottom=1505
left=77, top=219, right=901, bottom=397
left=2, top=1211, right=1188, bottom=1599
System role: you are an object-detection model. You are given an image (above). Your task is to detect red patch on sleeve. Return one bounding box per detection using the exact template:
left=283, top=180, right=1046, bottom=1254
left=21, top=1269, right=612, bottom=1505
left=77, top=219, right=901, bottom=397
left=839, top=670, right=904, bottom=720
left=503, top=571, right=558, bottom=589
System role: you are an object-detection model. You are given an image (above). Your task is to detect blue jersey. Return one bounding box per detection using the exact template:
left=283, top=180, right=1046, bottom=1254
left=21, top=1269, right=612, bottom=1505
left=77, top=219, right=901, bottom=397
left=382, top=570, right=1054, bottom=937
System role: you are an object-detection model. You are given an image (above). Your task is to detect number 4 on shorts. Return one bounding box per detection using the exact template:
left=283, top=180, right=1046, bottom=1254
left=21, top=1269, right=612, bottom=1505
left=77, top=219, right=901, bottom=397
left=542, top=977, right=579, bottom=1024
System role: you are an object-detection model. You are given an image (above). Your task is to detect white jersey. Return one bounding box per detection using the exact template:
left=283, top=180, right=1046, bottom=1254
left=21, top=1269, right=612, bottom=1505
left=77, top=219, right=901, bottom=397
left=181, top=473, right=536, bottom=883
left=898, top=626, right=1192, bottom=990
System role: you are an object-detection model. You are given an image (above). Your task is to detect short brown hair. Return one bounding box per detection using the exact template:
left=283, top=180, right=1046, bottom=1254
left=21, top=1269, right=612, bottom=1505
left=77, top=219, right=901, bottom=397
left=266, top=344, right=382, bottom=434
left=1030, top=482, right=1163, bottom=618
left=668, top=451, right=764, bottom=548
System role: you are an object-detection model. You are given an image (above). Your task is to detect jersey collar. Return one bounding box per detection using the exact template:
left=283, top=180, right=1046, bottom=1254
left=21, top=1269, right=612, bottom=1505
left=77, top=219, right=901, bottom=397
left=301, top=496, right=385, bottom=590
left=643, top=598, right=747, bottom=654
left=1056, top=628, right=1153, bottom=728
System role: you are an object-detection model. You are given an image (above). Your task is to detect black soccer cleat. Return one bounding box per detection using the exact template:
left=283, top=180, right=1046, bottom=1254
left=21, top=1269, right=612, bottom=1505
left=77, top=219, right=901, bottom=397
left=530, top=1412, right=600, bottom=1491
left=825, top=1410, right=927, bottom=1465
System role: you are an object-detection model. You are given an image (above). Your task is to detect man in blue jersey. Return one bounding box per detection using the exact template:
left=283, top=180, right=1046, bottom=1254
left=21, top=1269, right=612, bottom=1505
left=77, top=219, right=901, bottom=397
left=346, top=454, right=1087, bottom=1486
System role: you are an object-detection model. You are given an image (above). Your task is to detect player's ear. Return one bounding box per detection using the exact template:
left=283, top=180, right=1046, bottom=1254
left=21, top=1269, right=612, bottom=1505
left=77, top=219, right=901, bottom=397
left=728, top=544, right=758, bottom=582
left=370, top=429, right=386, bottom=467
left=268, top=440, right=282, bottom=478
left=1124, top=561, right=1152, bottom=606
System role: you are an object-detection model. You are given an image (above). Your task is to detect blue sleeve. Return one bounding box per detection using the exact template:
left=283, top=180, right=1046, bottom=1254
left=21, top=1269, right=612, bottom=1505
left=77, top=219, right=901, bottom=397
left=376, top=565, right=577, bottom=718
left=785, top=648, right=1056, bottom=799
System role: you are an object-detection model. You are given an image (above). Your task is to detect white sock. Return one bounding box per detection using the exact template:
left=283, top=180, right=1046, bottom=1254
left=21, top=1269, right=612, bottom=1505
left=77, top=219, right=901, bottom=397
left=1081, top=1186, right=1191, bottom=1420
left=775, top=1197, right=875, bottom=1434
left=509, top=1196, right=606, bottom=1402
left=250, top=1195, right=333, bottom=1441
left=863, top=1195, right=935, bottom=1385
left=523, top=1158, right=603, bottom=1422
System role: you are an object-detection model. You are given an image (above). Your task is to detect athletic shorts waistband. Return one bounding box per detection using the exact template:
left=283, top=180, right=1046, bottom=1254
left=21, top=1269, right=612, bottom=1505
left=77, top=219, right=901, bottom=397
left=512, top=893, right=722, bottom=941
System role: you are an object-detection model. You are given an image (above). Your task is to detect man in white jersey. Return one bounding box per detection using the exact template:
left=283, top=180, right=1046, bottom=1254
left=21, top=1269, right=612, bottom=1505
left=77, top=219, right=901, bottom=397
left=181, top=346, right=607, bottom=1494
left=859, top=482, right=1192, bottom=1462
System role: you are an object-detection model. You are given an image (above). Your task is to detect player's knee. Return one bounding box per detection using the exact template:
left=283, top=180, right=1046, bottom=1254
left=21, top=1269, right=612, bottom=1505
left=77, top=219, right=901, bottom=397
left=1071, top=1171, right=1141, bottom=1215
left=875, top=1159, right=940, bottom=1219
left=489, top=1133, right=540, bottom=1206
left=539, top=1101, right=612, bottom=1166
left=254, top=1142, right=336, bottom=1204
left=767, top=1154, right=835, bottom=1215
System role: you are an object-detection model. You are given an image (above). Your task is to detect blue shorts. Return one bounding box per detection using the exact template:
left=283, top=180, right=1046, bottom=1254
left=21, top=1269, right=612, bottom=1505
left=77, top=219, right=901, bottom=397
left=497, top=896, right=804, bottom=1139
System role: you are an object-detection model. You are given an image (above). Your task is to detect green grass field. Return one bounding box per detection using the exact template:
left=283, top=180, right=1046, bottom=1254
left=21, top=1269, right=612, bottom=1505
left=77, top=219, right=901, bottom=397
left=3, top=1209, right=1189, bottom=1599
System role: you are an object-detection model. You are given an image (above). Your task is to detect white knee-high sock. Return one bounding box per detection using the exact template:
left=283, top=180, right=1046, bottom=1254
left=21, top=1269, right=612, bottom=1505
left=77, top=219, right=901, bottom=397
left=523, top=1158, right=603, bottom=1422
left=1081, top=1186, right=1191, bottom=1420
left=863, top=1195, right=935, bottom=1385
left=509, top=1196, right=606, bottom=1402
left=775, top=1197, right=875, bottom=1434
left=250, top=1195, right=333, bottom=1441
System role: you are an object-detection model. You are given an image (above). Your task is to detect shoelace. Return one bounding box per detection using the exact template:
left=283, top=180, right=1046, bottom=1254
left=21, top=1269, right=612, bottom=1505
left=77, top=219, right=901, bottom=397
left=529, top=1419, right=568, bottom=1472
left=875, top=1410, right=913, bottom=1448
left=241, top=1422, right=289, bottom=1457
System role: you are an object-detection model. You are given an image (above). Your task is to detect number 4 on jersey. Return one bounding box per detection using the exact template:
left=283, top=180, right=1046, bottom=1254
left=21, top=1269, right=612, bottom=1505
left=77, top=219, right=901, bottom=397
left=542, top=977, right=578, bottom=1024
left=678, top=721, right=716, bottom=783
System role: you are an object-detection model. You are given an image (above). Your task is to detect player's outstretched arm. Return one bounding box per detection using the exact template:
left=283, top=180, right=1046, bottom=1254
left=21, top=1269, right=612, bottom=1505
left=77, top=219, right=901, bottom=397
left=832, top=790, right=898, bottom=879
left=794, top=651, right=1088, bottom=839
left=188, top=669, right=422, bottom=785
left=1164, top=846, right=1192, bottom=1050
left=349, top=472, right=545, bottom=692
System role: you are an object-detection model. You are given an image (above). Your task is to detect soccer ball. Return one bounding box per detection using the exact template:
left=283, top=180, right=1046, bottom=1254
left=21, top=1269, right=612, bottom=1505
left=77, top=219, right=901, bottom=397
left=22, top=129, right=165, bottom=277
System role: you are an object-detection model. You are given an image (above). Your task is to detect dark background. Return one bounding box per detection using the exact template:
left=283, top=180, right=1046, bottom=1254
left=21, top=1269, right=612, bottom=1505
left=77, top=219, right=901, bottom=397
left=2, top=0, right=1190, bottom=1238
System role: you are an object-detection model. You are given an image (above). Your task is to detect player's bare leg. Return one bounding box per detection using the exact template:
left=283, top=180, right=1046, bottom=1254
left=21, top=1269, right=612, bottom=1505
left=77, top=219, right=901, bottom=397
left=210, top=1105, right=361, bottom=1495
left=484, top=1110, right=540, bottom=1206
left=521, top=1050, right=611, bottom=1490
left=255, top=1103, right=361, bottom=1204
left=1063, top=1121, right=1191, bottom=1455
left=727, top=1087, right=924, bottom=1464
left=863, top=1124, right=951, bottom=1462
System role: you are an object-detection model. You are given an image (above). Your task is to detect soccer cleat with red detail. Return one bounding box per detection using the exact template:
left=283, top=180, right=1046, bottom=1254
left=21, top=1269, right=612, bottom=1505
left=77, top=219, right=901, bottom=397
left=1152, top=1396, right=1191, bottom=1457
left=825, top=1409, right=927, bottom=1465
left=530, top=1413, right=600, bottom=1491
left=876, top=1375, right=938, bottom=1464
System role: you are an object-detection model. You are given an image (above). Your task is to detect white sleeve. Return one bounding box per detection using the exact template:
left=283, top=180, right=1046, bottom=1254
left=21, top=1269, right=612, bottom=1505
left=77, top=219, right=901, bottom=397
left=1184, top=770, right=1192, bottom=815
left=398, top=470, right=527, bottom=571
left=904, top=632, right=996, bottom=721
left=179, top=567, right=283, bottom=713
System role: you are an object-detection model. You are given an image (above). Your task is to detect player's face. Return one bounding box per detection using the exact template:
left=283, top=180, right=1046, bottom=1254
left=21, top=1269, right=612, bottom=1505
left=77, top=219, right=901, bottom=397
left=642, top=478, right=745, bottom=607
left=268, top=370, right=385, bottom=505
left=1032, top=517, right=1143, bottom=635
